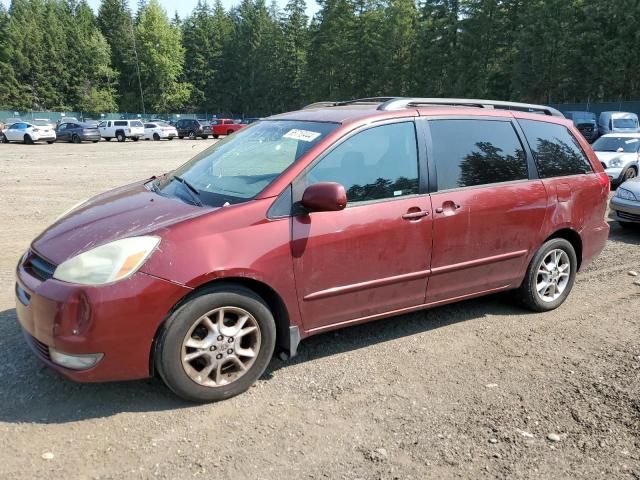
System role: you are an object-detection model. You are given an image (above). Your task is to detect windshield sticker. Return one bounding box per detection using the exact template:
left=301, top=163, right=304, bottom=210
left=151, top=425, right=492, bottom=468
left=283, top=129, right=321, bottom=142
left=625, top=139, right=639, bottom=144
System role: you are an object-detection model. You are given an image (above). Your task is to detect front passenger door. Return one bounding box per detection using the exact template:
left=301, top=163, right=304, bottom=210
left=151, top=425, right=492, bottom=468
left=291, top=121, right=433, bottom=332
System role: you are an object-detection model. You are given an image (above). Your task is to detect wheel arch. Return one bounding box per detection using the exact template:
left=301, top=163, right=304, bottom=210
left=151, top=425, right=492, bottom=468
left=545, top=228, right=583, bottom=270
left=149, top=276, right=295, bottom=377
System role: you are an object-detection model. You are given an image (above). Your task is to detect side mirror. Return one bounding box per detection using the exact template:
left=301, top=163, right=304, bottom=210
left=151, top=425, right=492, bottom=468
left=301, top=182, right=347, bottom=212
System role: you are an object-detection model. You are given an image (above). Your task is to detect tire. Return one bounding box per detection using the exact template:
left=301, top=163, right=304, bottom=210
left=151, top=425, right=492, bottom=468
left=619, top=221, right=637, bottom=229
left=153, top=133, right=160, bottom=141
left=116, top=131, right=125, bottom=142
left=201, top=135, right=208, bottom=140
left=622, top=167, right=637, bottom=182
left=46, top=140, right=55, bottom=144
left=178, top=135, right=184, bottom=140
left=92, top=140, right=99, bottom=143
left=168, top=137, right=174, bottom=141
left=23, top=134, right=33, bottom=145
left=132, top=136, right=140, bottom=142
left=155, top=284, right=276, bottom=403
left=1, top=134, right=8, bottom=144
left=518, top=238, right=577, bottom=312
left=72, top=134, right=81, bottom=144
left=188, top=130, right=196, bottom=140
left=213, top=134, right=219, bottom=139
left=227, top=130, right=233, bottom=136
left=104, top=137, right=111, bottom=142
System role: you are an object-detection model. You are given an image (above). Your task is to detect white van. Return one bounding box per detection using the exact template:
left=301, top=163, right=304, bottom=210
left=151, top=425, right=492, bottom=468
left=598, top=111, right=639, bottom=135
left=97, top=120, right=145, bottom=142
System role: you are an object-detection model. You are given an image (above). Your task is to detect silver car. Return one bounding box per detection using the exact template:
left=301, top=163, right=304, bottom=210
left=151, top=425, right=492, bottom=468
left=592, top=133, right=640, bottom=185
left=610, top=177, right=640, bottom=227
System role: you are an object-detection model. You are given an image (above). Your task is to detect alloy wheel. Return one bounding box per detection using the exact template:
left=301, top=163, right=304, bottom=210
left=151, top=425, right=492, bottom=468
left=181, top=306, right=261, bottom=387
left=536, top=249, right=571, bottom=302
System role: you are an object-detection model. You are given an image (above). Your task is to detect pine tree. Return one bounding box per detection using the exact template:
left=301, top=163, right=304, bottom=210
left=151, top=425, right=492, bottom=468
left=182, top=0, right=213, bottom=109
left=136, top=0, right=192, bottom=112
left=282, top=0, right=309, bottom=109
left=0, top=3, right=20, bottom=108
left=97, top=0, right=139, bottom=111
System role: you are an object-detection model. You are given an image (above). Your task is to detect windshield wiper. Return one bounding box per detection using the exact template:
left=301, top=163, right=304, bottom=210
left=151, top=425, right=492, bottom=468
left=173, top=175, right=203, bottom=206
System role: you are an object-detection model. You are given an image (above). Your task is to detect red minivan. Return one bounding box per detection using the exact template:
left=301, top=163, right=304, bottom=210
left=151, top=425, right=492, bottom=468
left=15, top=98, right=610, bottom=402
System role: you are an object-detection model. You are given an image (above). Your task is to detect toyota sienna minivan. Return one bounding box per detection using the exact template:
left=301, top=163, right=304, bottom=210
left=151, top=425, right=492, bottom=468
left=15, top=98, right=610, bottom=402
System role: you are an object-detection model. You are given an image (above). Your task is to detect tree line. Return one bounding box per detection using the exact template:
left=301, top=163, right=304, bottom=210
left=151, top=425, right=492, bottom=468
left=0, top=0, right=639, bottom=116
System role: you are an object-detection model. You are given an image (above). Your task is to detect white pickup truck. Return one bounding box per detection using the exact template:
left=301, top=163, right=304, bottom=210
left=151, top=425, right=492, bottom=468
left=98, top=120, right=145, bottom=142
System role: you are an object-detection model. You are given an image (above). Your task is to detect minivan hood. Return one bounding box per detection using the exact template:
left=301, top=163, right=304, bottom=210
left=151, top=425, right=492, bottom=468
left=32, top=181, right=212, bottom=264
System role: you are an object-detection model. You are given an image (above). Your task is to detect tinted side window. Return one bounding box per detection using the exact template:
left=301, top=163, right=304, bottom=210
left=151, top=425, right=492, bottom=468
left=429, top=119, right=528, bottom=190
left=519, top=120, right=593, bottom=178
left=114, top=121, right=126, bottom=126
left=307, top=122, right=419, bottom=203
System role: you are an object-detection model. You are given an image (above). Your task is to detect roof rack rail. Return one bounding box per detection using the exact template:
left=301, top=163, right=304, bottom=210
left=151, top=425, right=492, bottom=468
left=377, top=97, right=564, bottom=117
left=303, top=97, right=397, bottom=109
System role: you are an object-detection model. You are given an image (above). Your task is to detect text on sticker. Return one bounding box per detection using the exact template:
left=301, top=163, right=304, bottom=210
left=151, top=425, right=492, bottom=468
left=283, top=129, right=322, bottom=142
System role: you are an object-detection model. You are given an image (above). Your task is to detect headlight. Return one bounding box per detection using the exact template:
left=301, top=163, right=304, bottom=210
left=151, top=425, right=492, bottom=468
left=616, top=188, right=638, bottom=201
left=609, top=158, right=624, bottom=167
left=53, top=236, right=160, bottom=285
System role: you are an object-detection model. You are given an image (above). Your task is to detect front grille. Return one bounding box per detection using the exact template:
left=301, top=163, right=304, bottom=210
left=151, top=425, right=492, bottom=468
left=617, top=211, right=640, bottom=222
left=25, top=333, right=50, bottom=361
left=24, top=251, right=56, bottom=281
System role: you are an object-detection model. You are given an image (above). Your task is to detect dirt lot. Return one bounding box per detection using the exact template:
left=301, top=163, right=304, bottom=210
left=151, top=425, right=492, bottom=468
left=0, top=140, right=638, bottom=479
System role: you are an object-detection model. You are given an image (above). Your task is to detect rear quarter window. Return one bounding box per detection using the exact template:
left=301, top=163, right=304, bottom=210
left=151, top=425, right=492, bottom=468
left=518, top=120, right=593, bottom=178
left=429, top=119, right=528, bottom=190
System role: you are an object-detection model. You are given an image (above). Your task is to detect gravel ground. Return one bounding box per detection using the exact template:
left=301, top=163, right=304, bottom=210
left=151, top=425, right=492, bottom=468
left=0, top=140, right=638, bottom=479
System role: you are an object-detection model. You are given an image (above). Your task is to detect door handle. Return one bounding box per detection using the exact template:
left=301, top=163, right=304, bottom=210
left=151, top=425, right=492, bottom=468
left=402, top=210, right=430, bottom=220
left=435, top=202, right=461, bottom=214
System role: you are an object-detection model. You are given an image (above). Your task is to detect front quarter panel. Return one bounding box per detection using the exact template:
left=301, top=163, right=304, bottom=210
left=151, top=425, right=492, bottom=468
left=141, top=198, right=302, bottom=330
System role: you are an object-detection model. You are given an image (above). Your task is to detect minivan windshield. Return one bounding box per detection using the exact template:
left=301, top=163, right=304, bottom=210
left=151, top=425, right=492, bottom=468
left=592, top=136, right=640, bottom=153
left=159, top=120, right=338, bottom=206
left=612, top=118, right=638, bottom=129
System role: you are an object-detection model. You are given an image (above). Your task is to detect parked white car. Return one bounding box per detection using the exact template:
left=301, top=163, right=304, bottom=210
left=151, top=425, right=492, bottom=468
left=592, top=133, right=640, bottom=185
left=1, top=121, right=56, bottom=144
left=144, top=121, right=177, bottom=141
left=97, top=120, right=145, bottom=142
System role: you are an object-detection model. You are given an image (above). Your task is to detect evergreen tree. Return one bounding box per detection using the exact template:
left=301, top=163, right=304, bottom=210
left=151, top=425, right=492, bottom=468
left=136, top=0, right=192, bottom=112
left=0, top=3, right=21, bottom=108
left=97, top=0, right=139, bottom=111
left=282, top=0, right=308, bottom=109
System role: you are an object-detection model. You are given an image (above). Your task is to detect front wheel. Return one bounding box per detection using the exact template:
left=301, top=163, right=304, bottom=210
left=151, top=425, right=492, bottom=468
left=622, top=167, right=637, bottom=182
left=518, top=238, right=577, bottom=312
left=23, top=134, right=33, bottom=145
left=116, top=132, right=125, bottom=142
left=155, top=285, right=276, bottom=403
left=153, top=133, right=160, bottom=141
left=72, top=134, right=81, bottom=144
left=188, top=130, right=196, bottom=140
left=132, top=136, right=139, bottom=142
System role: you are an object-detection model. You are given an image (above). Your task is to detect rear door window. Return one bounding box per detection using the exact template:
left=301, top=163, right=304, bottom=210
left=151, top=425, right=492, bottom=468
left=429, top=119, right=528, bottom=190
left=518, top=120, right=593, bottom=178
left=114, top=121, right=126, bottom=126
left=306, top=122, right=419, bottom=203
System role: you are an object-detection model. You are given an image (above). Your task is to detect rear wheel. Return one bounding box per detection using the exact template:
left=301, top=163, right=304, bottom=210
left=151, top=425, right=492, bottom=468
left=132, top=136, right=140, bottom=142
left=188, top=130, right=196, bottom=140
left=46, top=140, right=55, bottom=144
left=155, top=284, right=276, bottom=403
left=227, top=129, right=233, bottom=136
left=168, top=137, right=174, bottom=141
left=153, top=133, right=160, bottom=141
left=104, top=137, right=111, bottom=142
left=92, top=140, right=99, bottom=143
left=1, top=134, right=8, bottom=143
left=178, top=135, right=184, bottom=139
left=71, top=134, right=81, bottom=144
left=201, top=135, right=208, bottom=139
left=116, top=131, right=126, bottom=142
left=518, top=238, right=577, bottom=312
left=213, top=134, right=219, bottom=139
left=23, top=134, right=33, bottom=145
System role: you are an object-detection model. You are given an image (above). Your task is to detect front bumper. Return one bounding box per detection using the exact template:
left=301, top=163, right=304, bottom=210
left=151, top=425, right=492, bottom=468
left=610, top=195, right=640, bottom=223
left=604, top=167, right=624, bottom=183
left=15, top=256, right=191, bottom=382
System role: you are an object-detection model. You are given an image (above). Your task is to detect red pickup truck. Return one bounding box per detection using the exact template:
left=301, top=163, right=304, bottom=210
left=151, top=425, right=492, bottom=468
left=211, top=118, right=245, bottom=138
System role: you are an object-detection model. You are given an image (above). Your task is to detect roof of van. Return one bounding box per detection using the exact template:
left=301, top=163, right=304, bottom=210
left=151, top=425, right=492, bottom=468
left=600, top=111, right=638, bottom=117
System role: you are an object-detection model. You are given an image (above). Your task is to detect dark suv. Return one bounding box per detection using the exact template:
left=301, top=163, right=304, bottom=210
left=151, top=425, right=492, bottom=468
left=564, top=111, right=599, bottom=143
left=15, top=97, right=610, bottom=402
left=175, top=119, right=212, bottom=140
